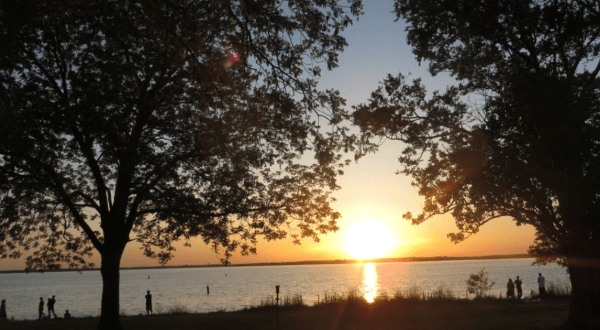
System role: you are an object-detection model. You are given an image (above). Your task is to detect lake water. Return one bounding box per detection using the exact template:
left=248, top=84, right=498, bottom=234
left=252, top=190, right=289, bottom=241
left=0, top=258, right=569, bottom=321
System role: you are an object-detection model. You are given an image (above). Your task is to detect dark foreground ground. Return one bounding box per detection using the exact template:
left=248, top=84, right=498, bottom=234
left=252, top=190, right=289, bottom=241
left=0, top=298, right=575, bottom=330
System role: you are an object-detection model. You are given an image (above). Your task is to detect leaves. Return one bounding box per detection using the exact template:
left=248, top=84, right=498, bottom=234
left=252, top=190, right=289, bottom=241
left=354, top=0, right=600, bottom=263
left=0, top=0, right=364, bottom=270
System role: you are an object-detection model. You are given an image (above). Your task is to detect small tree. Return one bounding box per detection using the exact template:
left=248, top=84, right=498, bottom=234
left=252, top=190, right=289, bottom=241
left=466, top=268, right=495, bottom=298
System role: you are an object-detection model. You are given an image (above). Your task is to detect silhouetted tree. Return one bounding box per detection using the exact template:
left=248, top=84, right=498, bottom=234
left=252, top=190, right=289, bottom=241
left=353, top=0, right=600, bottom=328
left=0, top=0, right=363, bottom=329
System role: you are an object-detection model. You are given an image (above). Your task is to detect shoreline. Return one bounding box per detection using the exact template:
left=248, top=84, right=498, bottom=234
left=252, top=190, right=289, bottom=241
left=0, top=254, right=536, bottom=274
left=0, top=279, right=572, bottom=323
left=0, top=295, right=572, bottom=330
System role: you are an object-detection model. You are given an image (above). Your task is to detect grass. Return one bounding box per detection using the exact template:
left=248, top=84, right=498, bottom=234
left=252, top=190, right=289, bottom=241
left=239, top=294, right=307, bottom=313
left=544, top=281, right=572, bottom=298
left=0, top=287, right=576, bottom=330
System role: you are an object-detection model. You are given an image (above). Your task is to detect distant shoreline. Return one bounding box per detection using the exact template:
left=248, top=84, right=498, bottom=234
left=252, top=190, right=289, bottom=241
left=0, top=254, right=536, bottom=274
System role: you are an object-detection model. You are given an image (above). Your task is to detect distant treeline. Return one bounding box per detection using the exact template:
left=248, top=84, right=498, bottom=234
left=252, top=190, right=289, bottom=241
left=227, top=254, right=535, bottom=267
left=0, top=254, right=537, bottom=274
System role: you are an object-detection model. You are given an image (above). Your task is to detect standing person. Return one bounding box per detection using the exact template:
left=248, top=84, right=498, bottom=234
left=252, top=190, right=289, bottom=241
left=145, top=290, right=152, bottom=315
left=38, top=297, right=44, bottom=320
left=506, top=278, right=515, bottom=299
left=0, top=299, right=7, bottom=321
left=46, top=298, right=52, bottom=319
left=64, top=310, right=71, bottom=319
left=538, top=273, right=546, bottom=298
left=47, top=296, right=57, bottom=319
left=515, top=276, right=523, bottom=300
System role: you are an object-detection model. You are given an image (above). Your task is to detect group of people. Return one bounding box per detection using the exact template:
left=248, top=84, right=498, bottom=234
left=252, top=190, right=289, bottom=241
left=0, top=297, right=71, bottom=322
left=37, top=296, right=70, bottom=320
left=506, top=273, right=546, bottom=299
left=39, top=296, right=56, bottom=319
left=2, top=290, right=151, bottom=321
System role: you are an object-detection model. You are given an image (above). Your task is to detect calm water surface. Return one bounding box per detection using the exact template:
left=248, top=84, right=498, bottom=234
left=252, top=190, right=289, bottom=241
left=0, top=258, right=568, bottom=320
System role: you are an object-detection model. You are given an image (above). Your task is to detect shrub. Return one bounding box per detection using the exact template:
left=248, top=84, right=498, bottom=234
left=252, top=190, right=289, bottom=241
left=429, top=285, right=455, bottom=300
left=165, top=304, right=191, bottom=315
left=466, top=268, right=495, bottom=298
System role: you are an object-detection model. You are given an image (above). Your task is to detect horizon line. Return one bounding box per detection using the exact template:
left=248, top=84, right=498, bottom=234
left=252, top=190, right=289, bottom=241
left=0, top=253, right=538, bottom=274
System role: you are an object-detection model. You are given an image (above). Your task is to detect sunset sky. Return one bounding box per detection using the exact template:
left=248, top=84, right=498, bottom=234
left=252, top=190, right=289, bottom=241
left=0, top=1, right=537, bottom=271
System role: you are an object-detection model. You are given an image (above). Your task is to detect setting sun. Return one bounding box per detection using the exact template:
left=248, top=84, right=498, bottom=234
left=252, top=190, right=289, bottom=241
left=345, top=220, right=397, bottom=259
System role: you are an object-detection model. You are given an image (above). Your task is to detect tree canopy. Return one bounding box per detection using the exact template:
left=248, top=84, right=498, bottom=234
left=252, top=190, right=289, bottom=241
left=0, top=0, right=363, bottom=328
left=353, top=0, right=600, bottom=327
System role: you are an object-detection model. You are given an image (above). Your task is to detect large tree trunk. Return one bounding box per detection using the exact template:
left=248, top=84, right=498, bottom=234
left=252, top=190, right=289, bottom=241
left=565, top=262, right=599, bottom=329
left=97, top=250, right=124, bottom=330
left=561, top=173, right=600, bottom=329
left=563, top=224, right=600, bottom=330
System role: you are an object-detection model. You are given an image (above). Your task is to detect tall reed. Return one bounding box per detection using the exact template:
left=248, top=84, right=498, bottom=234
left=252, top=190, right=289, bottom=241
left=541, top=280, right=571, bottom=298
left=313, top=285, right=460, bottom=307
left=244, top=294, right=306, bottom=310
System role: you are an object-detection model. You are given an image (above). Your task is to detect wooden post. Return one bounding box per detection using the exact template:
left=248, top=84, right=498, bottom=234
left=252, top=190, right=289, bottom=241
left=276, top=285, right=280, bottom=329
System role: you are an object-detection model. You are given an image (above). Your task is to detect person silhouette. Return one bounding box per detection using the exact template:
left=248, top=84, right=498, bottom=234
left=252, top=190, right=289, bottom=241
left=38, top=297, right=44, bottom=320
left=64, top=310, right=71, bottom=319
left=506, top=278, right=515, bottom=299
left=514, top=276, right=523, bottom=299
left=538, top=273, right=546, bottom=298
left=0, top=299, right=7, bottom=321
left=145, top=290, right=152, bottom=315
left=46, top=298, right=52, bottom=319
left=47, top=296, right=57, bottom=319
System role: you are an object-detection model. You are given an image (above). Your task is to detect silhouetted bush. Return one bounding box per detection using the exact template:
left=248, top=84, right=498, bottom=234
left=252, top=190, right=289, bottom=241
left=466, top=268, right=495, bottom=298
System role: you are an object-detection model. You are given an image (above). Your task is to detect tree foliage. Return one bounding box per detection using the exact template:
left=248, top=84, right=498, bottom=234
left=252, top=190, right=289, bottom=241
left=0, top=0, right=363, bottom=328
left=0, top=0, right=363, bottom=268
left=353, top=0, right=600, bottom=327
left=354, top=0, right=600, bottom=261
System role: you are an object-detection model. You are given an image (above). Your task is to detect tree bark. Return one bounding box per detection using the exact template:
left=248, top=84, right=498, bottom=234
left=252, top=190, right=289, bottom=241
left=97, top=250, right=124, bottom=330
left=565, top=261, right=599, bottom=329
left=561, top=172, right=599, bottom=329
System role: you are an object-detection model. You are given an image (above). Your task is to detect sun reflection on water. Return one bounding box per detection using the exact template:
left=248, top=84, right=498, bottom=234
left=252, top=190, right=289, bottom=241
left=363, top=263, right=378, bottom=303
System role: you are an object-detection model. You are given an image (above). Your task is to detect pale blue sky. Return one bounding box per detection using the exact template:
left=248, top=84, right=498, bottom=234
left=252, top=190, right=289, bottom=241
left=317, top=1, right=457, bottom=106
